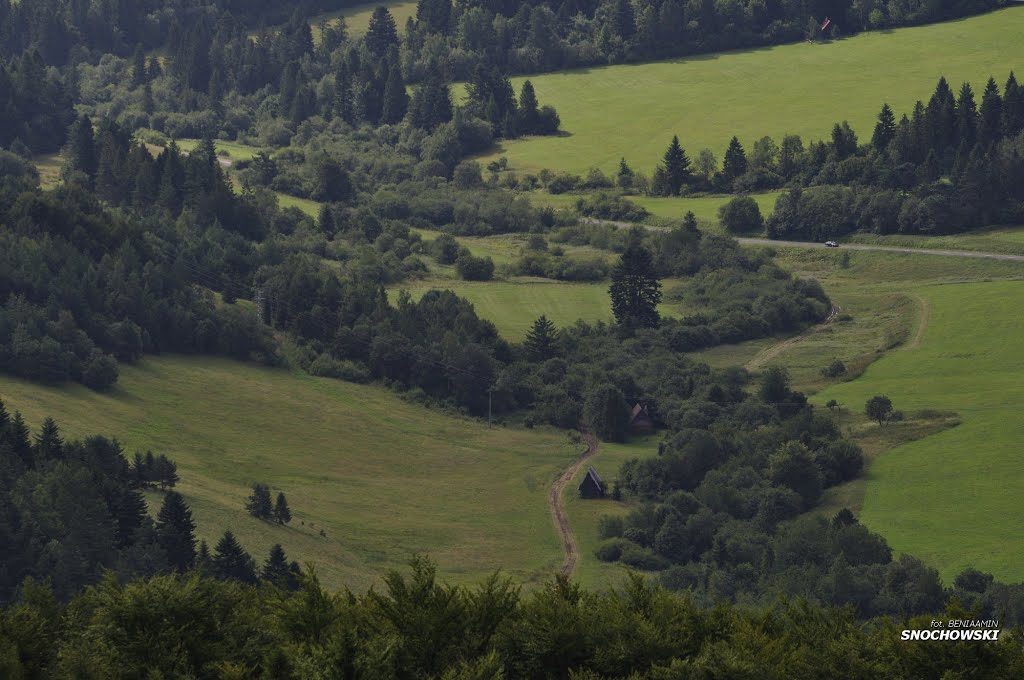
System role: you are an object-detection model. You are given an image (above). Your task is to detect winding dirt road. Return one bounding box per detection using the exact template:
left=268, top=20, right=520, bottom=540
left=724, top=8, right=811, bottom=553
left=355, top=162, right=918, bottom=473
left=549, top=432, right=599, bottom=577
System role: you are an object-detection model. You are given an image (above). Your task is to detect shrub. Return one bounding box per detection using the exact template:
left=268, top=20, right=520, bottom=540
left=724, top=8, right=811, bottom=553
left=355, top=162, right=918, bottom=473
left=821, top=359, right=847, bottom=378
left=719, top=195, right=765, bottom=234
left=82, top=352, right=119, bottom=390
left=597, top=515, right=625, bottom=539
left=594, top=538, right=630, bottom=562
left=456, top=254, right=495, bottom=281
left=619, top=544, right=671, bottom=571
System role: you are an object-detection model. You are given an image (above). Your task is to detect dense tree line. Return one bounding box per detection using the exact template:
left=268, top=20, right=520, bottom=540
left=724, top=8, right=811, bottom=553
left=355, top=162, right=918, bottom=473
left=4, top=556, right=1024, bottom=678
left=400, top=0, right=1006, bottom=80
left=0, top=51, right=74, bottom=152
left=0, top=150, right=276, bottom=388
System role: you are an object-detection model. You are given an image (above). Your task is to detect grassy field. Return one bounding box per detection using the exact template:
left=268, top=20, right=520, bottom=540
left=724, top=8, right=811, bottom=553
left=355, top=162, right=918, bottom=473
left=527, top=191, right=781, bottom=232
left=692, top=246, right=1024, bottom=581
left=388, top=277, right=689, bottom=341
left=0, top=356, right=580, bottom=591
left=310, top=1, right=418, bottom=40
left=475, top=7, right=1024, bottom=175
left=33, top=152, right=63, bottom=189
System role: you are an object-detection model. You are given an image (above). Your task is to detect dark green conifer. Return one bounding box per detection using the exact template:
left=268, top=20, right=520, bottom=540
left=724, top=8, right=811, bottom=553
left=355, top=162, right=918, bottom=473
left=212, top=531, right=257, bottom=583
left=155, top=491, right=196, bottom=571
left=524, top=315, right=558, bottom=361
left=661, top=135, right=691, bottom=196
left=609, top=240, right=662, bottom=329
left=273, top=492, right=291, bottom=525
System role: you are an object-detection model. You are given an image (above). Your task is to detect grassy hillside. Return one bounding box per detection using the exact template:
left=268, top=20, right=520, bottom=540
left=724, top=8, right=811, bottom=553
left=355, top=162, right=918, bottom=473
left=478, top=7, right=1024, bottom=175
left=815, top=279, right=1024, bottom=583
left=311, top=1, right=418, bottom=40
left=0, top=356, right=579, bottom=591
left=691, top=246, right=1024, bottom=581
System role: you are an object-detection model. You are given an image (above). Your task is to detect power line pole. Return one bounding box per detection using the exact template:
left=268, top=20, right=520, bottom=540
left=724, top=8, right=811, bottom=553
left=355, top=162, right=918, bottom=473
left=254, top=287, right=264, bottom=325
left=487, top=386, right=494, bottom=428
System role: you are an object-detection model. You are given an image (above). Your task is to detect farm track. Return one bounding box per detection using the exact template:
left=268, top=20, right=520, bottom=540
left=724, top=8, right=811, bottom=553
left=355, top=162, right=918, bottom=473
left=746, top=302, right=841, bottom=370
left=550, top=432, right=598, bottom=577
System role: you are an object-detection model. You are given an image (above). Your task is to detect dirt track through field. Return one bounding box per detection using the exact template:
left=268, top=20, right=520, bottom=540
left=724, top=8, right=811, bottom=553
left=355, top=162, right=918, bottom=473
left=550, top=432, right=598, bottom=577
left=746, top=302, right=841, bottom=370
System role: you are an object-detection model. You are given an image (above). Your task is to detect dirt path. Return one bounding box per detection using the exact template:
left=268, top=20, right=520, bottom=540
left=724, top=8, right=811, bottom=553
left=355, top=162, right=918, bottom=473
left=907, top=292, right=930, bottom=349
left=549, top=432, right=599, bottom=577
left=746, top=302, right=841, bottom=370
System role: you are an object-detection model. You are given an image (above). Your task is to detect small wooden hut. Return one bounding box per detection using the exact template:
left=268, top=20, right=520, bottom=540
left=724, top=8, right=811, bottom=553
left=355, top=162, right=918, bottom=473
left=578, top=466, right=604, bottom=499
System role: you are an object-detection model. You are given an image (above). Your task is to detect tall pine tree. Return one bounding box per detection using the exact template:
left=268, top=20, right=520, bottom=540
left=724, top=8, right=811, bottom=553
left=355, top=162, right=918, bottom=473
left=609, top=240, right=662, bottom=329
left=155, top=491, right=197, bottom=571
left=978, top=77, right=1003, bottom=147
left=722, top=136, right=747, bottom=182
left=273, top=492, right=291, bottom=525
left=871, top=103, right=896, bottom=152
left=524, top=315, right=557, bottom=360
left=661, top=135, right=691, bottom=196
left=212, top=531, right=257, bottom=584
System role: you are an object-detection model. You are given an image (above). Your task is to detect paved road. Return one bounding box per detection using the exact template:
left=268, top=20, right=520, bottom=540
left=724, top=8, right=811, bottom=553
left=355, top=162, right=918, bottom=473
left=736, top=238, right=1024, bottom=262
left=581, top=218, right=1024, bottom=262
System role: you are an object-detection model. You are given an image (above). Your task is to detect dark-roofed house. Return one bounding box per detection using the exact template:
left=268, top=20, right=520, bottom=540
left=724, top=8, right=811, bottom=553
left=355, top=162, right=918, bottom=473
left=629, top=403, right=654, bottom=433
left=578, top=466, right=604, bottom=499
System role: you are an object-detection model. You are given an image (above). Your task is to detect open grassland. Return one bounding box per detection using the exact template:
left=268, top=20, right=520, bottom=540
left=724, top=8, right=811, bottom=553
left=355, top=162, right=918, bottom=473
left=565, top=437, right=658, bottom=589
left=0, top=356, right=578, bottom=591
left=390, top=277, right=690, bottom=341
left=476, top=8, right=1024, bottom=175
left=695, top=246, right=1024, bottom=581
left=814, top=279, right=1024, bottom=583
left=527, top=191, right=781, bottom=232
left=32, top=152, right=63, bottom=189
left=311, top=1, right=418, bottom=40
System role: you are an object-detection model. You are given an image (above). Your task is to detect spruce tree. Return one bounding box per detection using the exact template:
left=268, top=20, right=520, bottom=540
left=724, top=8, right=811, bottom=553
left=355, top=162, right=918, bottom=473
left=34, top=417, right=63, bottom=462
left=609, top=240, right=662, bottom=329
left=518, top=80, right=539, bottom=134
left=131, top=45, right=147, bottom=87
left=978, top=77, right=1003, bottom=147
left=334, top=65, right=354, bottom=124
left=261, top=544, right=291, bottom=586
left=611, top=0, right=636, bottom=39
left=212, top=531, right=257, bottom=584
left=155, top=491, right=197, bottom=571
left=8, top=412, right=32, bottom=468
left=155, top=455, right=178, bottom=490
left=273, top=492, right=291, bottom=525
left=366, top=7, right=399, bottom=57
left=1003, top=72, right=1023, bottom=138
left=661, top=135, right=691, bottom=196
left=246, top=483, right=273, bottom=520
left=196, top=540, right=212, bottom=572
left=524, top=315, right=558, bottom=361
left=871, top=103, right=896, bottom=152
left=926, top=76, right=957, bottom=152
left=955, top=81, right=978, bottom=147
left=65, top=114, right=97, bottom=179
left=381, top=64, right=409, bottom=125
left=722, top=136, right=747, bottom=182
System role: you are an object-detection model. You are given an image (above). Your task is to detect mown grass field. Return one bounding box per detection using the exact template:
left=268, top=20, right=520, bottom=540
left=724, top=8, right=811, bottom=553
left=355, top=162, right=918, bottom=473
left=477, top=7, right=1024, bottom=175
left=0, top=356, right=579, bottom=591
left=388, top=277, right=690, bottom=341
left=847, top=227, right=1024, bottom=256
left=527, top=191, right=781, bottom=232
left=694, top=246, right=1024, bottom=581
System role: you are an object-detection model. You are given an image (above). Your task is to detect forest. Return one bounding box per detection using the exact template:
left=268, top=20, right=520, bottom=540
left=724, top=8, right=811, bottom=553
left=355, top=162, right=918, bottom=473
left=2, top=0, right=1024, bottom=672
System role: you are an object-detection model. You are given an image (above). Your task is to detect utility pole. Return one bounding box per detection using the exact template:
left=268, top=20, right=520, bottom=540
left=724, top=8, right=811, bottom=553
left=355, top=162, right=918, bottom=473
left=254, top=287, right=265, bottom=325
left=487, top=386, right=494, bottom=428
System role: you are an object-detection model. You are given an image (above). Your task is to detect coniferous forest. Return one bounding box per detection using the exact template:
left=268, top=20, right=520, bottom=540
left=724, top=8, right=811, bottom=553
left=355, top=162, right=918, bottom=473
left=1, top=0, right=1024, bottom=676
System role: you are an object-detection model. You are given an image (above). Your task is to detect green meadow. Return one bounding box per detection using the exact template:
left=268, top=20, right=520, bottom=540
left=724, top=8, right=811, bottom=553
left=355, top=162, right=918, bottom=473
left=310, top=1, right=418, bottom=40
left=0, top=356, right=578, bottom=591
left=695, top=245, right=1024, bottom=582
left=527, top=191, right=781, bottom=231
left=388, top=277, right=690, bottom=341
left=477, top=7, right=1024, bottom=175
